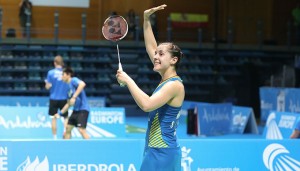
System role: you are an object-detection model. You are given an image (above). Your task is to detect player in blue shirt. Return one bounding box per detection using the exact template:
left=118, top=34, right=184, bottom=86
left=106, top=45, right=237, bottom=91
left=45, top=55, right=69, bottom=139
left=116, top=4, right=185, bottom=171
left=55, top=67, right=90, bottom=139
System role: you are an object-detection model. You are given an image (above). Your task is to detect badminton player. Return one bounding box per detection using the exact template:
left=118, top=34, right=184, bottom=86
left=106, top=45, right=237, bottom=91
left=55, top=67, right=90, bottom=139
left=116, top=4, right=184, bottom=171
left=45, top=55, right=69, bottom=139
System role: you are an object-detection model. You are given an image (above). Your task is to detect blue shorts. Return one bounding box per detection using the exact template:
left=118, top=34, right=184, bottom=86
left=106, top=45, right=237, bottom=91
left=140, top=147, right=181, bottom=171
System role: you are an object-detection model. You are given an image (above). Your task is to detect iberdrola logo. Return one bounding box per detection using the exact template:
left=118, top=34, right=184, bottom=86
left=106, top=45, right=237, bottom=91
left=16, top=156, right=49, bottom=171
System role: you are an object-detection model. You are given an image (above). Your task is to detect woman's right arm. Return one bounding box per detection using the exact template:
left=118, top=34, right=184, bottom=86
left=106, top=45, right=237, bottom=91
left=143, top=5, right=167, bottom=63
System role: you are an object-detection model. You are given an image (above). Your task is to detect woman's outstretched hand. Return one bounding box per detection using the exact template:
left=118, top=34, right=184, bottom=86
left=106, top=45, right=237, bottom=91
left=144, top=4, right=167, bottom=19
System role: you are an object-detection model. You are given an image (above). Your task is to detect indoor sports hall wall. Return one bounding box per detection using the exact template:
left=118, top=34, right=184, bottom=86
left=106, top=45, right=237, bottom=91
left=1, top=0, right=298, bottom=44
left=0, top=0, right=151, bottom=40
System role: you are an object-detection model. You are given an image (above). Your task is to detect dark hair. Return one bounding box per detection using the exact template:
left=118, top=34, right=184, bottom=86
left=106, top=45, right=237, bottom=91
left=159, top=42, right=184, bottom=69
left=63, top=67, right=74, bottom=77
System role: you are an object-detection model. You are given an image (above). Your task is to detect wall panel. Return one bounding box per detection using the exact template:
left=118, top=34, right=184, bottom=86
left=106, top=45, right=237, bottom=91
left=0, top=0, right=298, bottom=44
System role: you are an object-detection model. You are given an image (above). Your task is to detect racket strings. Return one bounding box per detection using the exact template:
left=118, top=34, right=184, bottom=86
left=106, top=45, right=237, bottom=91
left=102, top=15, right=128, bottom=42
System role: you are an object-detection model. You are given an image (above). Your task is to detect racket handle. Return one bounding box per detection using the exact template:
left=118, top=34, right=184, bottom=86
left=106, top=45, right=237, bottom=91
left=118, top=62, right=123, bottom=71
left=118, top=63, right=125, bottom=87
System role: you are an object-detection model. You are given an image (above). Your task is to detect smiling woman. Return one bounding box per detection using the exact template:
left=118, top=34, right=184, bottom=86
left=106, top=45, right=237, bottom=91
left=115, top=5, right=185, bottom=171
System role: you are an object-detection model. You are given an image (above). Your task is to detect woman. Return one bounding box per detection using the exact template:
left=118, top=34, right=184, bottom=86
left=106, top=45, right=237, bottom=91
left=116, top=4, right=185, bottom=171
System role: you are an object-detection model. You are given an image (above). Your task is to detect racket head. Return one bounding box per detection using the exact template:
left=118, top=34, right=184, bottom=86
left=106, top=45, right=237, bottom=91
left=102, top=15, right=128, bottom=42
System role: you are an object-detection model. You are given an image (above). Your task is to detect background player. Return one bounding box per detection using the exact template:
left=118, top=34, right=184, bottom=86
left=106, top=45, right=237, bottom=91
left=45, top=55, right=69, bottom=139
left=56, top=67, right=90, bottom=139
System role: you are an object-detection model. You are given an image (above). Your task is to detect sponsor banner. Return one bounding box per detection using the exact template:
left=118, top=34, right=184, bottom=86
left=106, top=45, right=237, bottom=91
left=1, top=139, right=300, bottom=171
left=197, top=103, right=232, bottom=136
left=180, top=101, right=257, bottom=135
left=263, top=111, right=300, bottom=139
left=0, top=107, right=125, bottom=139
left=260, top=87, right=300, bottom=122
left=4, top=140, right=143, bottom=171
left=88, top=107, right=126, bottom=138
left=0, top=107, right=52, bottom=139
left=231, top=106, right=258, bottom=134
left=179, top=139, right=300, bottom=171
left=0, top=96, right=106, bottom=107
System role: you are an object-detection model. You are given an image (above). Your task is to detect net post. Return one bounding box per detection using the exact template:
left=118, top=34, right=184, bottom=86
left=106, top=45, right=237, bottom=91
left=54, top=11, right=59, bottom=44
left=81, top=12, right=87, bottom=45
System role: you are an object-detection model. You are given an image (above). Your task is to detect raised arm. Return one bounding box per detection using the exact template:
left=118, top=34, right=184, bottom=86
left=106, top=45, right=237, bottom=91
left=143, top=4, right=167, bottom=63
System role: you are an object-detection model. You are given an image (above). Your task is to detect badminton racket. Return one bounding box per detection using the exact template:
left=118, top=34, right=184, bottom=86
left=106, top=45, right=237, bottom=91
left=102, top=15, right=128, bottom=86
